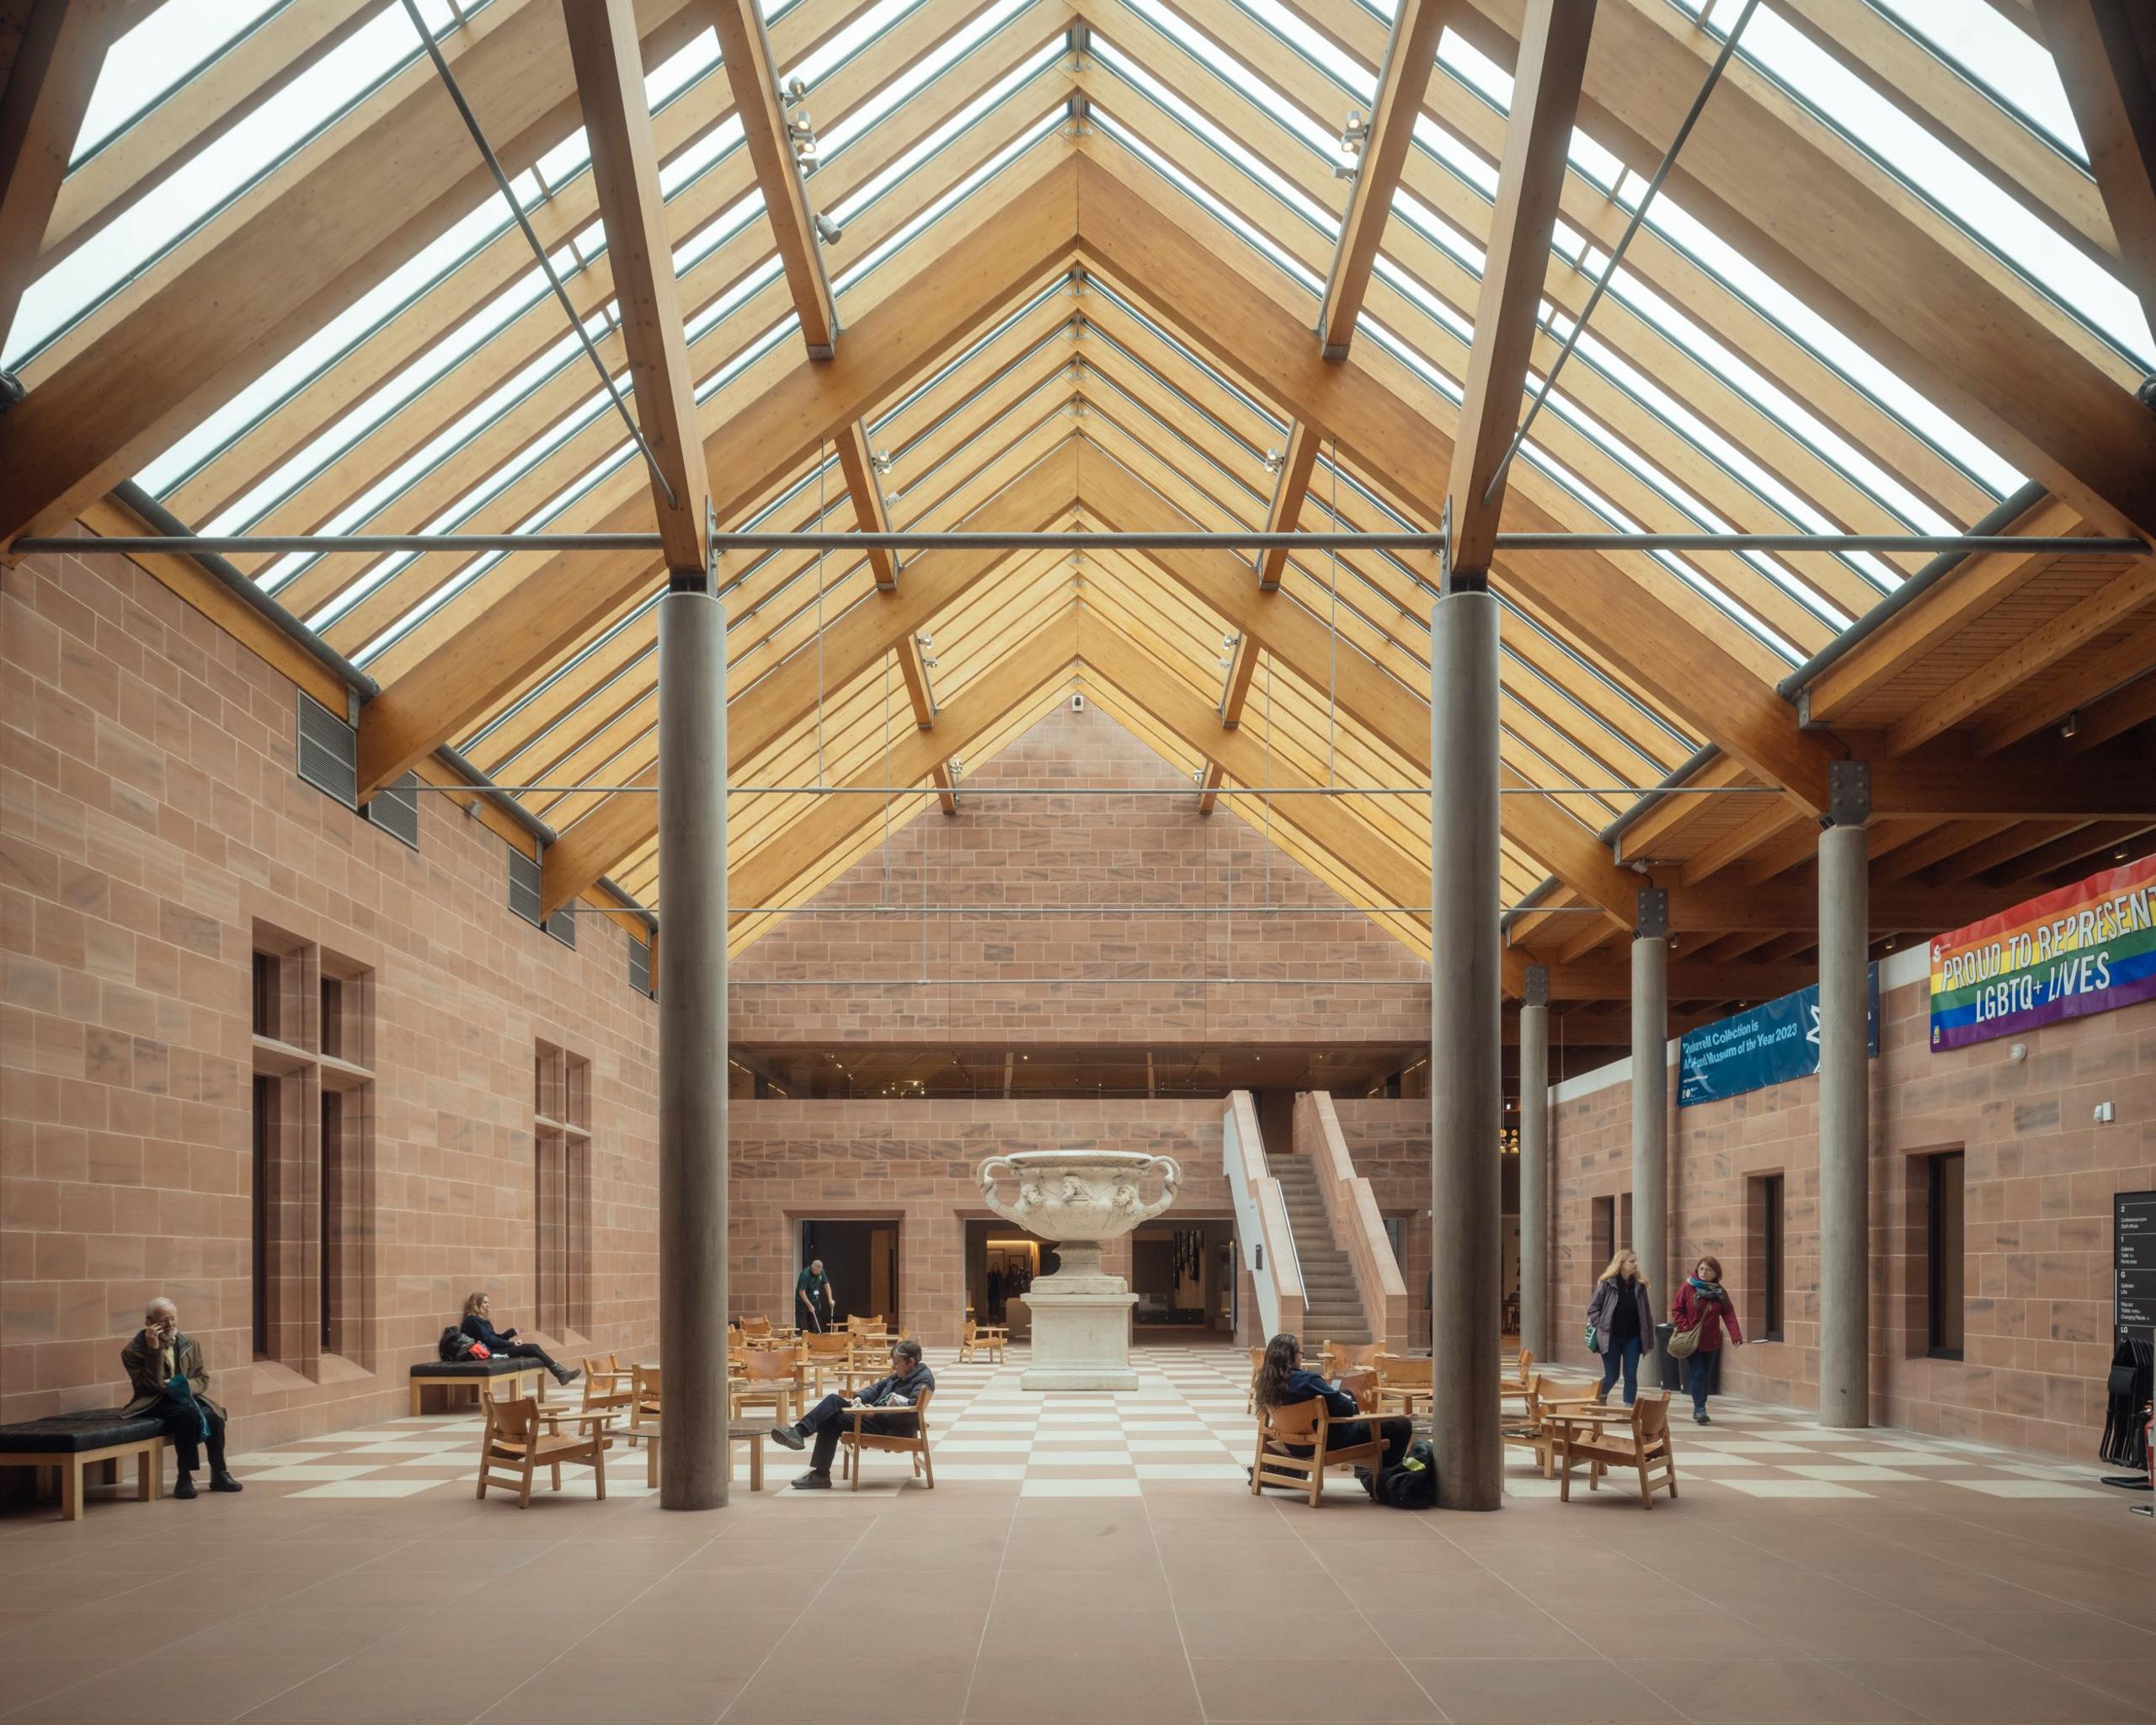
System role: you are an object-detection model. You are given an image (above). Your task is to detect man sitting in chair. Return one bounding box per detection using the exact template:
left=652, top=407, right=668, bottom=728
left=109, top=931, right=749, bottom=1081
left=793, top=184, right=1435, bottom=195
left=770, top=1337, right=933, bottom=1489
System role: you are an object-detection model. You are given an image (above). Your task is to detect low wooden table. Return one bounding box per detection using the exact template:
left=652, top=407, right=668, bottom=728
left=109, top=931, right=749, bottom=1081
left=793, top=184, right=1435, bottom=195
left=641, top=1421, right=766, bottom=1493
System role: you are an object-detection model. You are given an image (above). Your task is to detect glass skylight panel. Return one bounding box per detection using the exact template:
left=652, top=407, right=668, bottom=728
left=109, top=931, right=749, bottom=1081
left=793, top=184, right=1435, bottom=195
left=818, top=0, right=1034, bottom=157
left=1089, top=108, right=1322, bottom=298
left=1865, top=0, right=2084, bottom=168
left=72, top=0, right=286, bottom=165
left=1682, top=0, right=2151, bottom=372
left=831, top=110, right=1069, bottom=300
left=8, top=0, right=466, bottom=371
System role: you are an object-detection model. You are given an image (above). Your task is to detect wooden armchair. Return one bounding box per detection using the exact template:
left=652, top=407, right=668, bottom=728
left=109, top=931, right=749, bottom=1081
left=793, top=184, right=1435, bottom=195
left=803, top=1331, right=855, bottom=1396
left=1550, top=1388, right=1678, bottom=1508
left=836, top=1387, right=935, bottom=1491
left=477, top=1395, right=608, bottom=1507
left=1245, top=1346, right=1266, bottom=1413
left=958, top=1319, right=1007, bottom=1364
left=579, top=1354, right=634, bottom=1424
left=1500, top=1347, right=1534, bottom=1398
left=1322, top=1340, right=1385, bottom=1375
left=732, top=1345, right=804, bottom=1425
left=1500, top=1375, right=1604, bottom=1478
left=1251, top=1396, right=1390, bottom=1507
left=739, top=1315, right=772, bottom=1338
left=627, top=1363, right=662, bottom=1446
left=1377, top=1354, right=1433, bottom=1418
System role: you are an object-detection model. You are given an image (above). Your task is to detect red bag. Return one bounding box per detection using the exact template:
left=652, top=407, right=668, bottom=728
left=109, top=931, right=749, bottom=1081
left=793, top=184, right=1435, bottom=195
left=468, top=1342, right=490, bottom=1360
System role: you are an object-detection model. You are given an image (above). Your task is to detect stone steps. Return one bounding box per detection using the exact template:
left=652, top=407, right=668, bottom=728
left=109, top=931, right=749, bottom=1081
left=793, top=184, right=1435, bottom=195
left=1267, top=1153, right=1372, bottom=1344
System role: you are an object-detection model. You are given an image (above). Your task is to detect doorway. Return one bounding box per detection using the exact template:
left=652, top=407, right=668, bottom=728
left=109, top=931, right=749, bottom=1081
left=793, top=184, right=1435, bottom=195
left=796, top=1219, right=899, bottom=1328
left=1130, top=1220, right=1231, bottom=1333
left=963, top=1219, right=1058, bottom=1340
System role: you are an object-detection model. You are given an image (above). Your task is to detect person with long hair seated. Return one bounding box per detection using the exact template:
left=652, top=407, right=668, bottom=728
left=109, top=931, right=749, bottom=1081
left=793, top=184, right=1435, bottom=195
left=1587, top=1247, right=1653, bottom=1406
left=458, top=1293, right=580, bottom=1388
left=1249, top=1332, right=1410, bottom=1495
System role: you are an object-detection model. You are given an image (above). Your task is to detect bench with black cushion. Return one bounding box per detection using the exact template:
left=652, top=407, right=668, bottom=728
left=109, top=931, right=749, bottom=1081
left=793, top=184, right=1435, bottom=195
left=0, top=1413, right=168, bottom=1521
left=409, top=1357, right=548, bottom=1415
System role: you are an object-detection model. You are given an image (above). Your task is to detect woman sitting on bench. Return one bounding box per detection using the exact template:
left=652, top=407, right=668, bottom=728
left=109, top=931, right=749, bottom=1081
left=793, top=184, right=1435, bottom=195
left=460, top=1293, right=579, bottom=1387
left=120, top=1298, right=241, bottom=1499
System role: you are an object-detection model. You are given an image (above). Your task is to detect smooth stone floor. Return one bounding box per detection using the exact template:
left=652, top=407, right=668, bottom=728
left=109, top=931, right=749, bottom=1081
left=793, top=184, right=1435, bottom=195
left=1, top=1343, right=2151, bottom=1724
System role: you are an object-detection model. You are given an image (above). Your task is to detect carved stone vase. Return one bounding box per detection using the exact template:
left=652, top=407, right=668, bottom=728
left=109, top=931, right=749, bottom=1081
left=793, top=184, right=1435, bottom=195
left=978, top=1150, right=1182, bottom=1391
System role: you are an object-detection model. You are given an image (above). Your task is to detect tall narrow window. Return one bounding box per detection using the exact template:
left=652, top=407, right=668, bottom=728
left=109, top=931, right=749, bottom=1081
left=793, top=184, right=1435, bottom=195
left=1591, top=1196, right=1615, bottom=1273
left=535, top=1043, right=592, bottom=1337
left=252, top=1073, right=276, bottom=1358
left=320, top=1088, right=342, bottom=1351
left=1928, top=1151, right=1966, bottom=1359
left=1752, top=1173, right=1785, bottom=1343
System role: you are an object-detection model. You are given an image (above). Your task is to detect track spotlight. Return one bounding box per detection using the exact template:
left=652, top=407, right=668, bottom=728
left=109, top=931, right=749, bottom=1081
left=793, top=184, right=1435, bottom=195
left=813, top=211, right=843, bottom=245
left=871, top=447, right=894, bottom=474
left=782, top=75, right=808, bottom=107
left=2060, top=709, right=2079, bottom=739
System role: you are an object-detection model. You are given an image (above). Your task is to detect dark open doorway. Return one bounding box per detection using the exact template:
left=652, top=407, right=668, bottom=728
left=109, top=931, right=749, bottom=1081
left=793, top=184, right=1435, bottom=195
left=797, top=1219, right=899, bottom=1329
left=963, top=1219, right=1058, bottom=1341
left=1130, top=1220, right=1233, bottom=1332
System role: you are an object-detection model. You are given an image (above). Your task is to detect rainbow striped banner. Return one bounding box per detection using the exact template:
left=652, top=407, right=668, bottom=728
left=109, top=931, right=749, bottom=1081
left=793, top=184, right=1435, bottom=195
left=1930, top=854, right=2156, bottom=1051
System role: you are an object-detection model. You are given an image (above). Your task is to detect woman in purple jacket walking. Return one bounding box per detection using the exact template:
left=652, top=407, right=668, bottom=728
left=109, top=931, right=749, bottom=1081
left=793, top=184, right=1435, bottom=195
left=1587, top=1249, right=1654, bottom=1406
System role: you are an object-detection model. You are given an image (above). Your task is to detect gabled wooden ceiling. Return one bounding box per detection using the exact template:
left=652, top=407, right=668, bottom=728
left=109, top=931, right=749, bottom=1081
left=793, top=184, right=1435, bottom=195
left=4, top=0, right=2154, bottom=1037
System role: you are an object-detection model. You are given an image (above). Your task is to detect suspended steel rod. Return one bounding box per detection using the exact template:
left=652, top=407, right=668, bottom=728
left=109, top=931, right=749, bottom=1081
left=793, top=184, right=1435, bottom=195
left=404, top=782, right=1786, bottom=796
left=391, top=0, right=678, bottom=512
left=1482, top=0, right=1764, bottom=505
left=31, top=530, right=2141, bottom=557
left=563, top=902, right=1609, bottom=916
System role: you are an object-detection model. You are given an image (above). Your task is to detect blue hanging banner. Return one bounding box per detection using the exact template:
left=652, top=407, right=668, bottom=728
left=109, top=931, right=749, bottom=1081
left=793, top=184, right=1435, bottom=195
left=1678, top=965, right=1880, bottom=1108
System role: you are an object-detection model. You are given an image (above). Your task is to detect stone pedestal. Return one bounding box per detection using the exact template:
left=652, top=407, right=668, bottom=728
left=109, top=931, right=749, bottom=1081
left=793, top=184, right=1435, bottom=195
left=1014, top=1243, right=1139, bottom=1391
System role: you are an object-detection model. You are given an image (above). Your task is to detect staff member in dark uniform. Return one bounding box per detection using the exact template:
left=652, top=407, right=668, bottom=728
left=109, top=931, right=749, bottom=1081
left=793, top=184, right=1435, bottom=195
left=796, top=1258, right=835, bottom=1332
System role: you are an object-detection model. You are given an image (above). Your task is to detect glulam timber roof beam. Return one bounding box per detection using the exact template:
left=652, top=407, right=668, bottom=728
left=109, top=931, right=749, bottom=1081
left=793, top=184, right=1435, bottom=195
left=712, top=0, right=838, bottom=357
left=1441, top=0, right=2156, bottom=541
left=355, top=151, right=1081, bottom=803
left=0, top=0, right=122, bottom=344
left=0, top=0, right=715, bottom=547
left=1442, top=0, right=1595, bottom=583
left=2037, top=0, right=2156, bottom=335
left=563, top=0, right=711, bottom=578
left=1070, top=149, right=1840, bottom=812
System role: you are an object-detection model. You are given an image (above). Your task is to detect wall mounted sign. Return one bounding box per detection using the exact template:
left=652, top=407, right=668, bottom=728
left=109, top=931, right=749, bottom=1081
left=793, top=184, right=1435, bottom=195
left=1678, top=966, right=1879, bottom=1108
left=2119, top=1190, right=2156, bottom=1338
left=1929, top=854, right=2156, bottom=1052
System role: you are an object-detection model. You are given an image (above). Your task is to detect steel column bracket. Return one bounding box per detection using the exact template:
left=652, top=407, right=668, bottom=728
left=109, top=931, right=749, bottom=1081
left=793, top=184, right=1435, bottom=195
left=673, top=499, right=718, bottom=595
left=1633, top=886, right=1668, bottom=940
left=1523, top=964, right=1550, bottom=1008
left=1826, top=759, right=1871, bottom=830
left=1438, top=497, right=1487, bottom=595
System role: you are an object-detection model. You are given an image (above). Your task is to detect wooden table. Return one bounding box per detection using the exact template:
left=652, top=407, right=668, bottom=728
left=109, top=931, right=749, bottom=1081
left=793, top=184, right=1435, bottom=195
left=641, top=1421, right=766, bottom=1492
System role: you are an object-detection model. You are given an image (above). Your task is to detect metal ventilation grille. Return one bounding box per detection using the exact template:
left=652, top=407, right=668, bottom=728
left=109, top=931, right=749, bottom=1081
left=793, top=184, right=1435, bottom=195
left=507, top=846, right=543, bottom=927
left=361, top=773, right=420, bottom=849
left=296, top=693, right=357, bottom=808
left=545, top=906, right=576, bottom=949
left=628, top=935, right=653, bottom=996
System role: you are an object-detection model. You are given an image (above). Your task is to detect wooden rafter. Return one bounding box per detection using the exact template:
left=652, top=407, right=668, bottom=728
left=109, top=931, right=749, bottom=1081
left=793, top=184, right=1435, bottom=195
left=834, top=419, right=900, bottom=589
left=0, top=0, right=715, bottom=545
left=0, top=0, right=121, bottom=342
left=1443, top=0, right=1595, bottom=580
left=562, top=0, right=711, bottom=576
left=357, top=152, right=1081, bottom=803
left=1254, top=419, right=1317, bottom=592
left=711, top=0, right=838, bottom=356
left=1315, top=0, right=1447, bottom=360
left=2037, top=0, right=2156, bottom=333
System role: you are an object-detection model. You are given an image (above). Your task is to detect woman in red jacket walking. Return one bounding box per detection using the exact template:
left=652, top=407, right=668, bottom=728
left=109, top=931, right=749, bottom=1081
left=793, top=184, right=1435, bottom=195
left=1669, top=1255, right=1743, bottom=1423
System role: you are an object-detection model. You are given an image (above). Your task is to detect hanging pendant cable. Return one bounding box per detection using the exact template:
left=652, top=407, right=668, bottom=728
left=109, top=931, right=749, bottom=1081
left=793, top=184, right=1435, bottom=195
left=393, top=0, right=677, bottom=511
left=814, top=442, right=828, bottom=787
left=1326, top=439, right=1340, bottom=789
left=1481, top=0, right=1762, bottom=505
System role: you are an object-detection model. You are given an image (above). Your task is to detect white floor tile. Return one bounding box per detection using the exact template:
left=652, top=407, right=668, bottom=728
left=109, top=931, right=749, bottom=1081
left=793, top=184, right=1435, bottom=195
left=1781, top=1465, right=1924, bottom=1482
left=1948, top=1478, right=2104, bottom=1498
left=1026, top=1450, right=1135, bottom=1466
left=1133, top=1463, right=1247, bottom=1481
left=245, top=1464, right=393, bottom=1482
left=1020, top=1477, right=1142, bottom=1498
left=1715, top=1479, right=1873, bottom=1498
left=288, top=1479, right=446, bottom=1498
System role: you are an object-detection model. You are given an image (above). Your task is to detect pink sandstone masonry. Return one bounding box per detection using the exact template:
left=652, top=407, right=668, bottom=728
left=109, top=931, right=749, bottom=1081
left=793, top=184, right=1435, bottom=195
left=1545, top=959, right=2155, bottom=1460
left=2, top=547, right=661, bottom=1449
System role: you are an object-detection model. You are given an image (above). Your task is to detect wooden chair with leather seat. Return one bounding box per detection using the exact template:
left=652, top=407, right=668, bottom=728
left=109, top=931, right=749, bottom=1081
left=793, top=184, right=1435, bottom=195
left=1501, top=1375, right=1604, bottom=1478
left=1500, top=1347, right=1534, bottom=1398
left=1376, top=1354, right=1432, bottom=1418
left=1245, top=1346, right=1265, bottom=1413
left=732, top=1343, right=803, bottom=1426
left=836, top=1387, right=935, bottom=1492
left=1322, top=1340, right=1385, bottom=1376
left=1549, top=1388, right=1678, bottom=1508
left=958, top=1318, right=1007, bottom=1364
left=626, top=1363, right=662, bottom=1447
left=1251, top=1395, right=1389, bottom=1507
left=803, top=1330, right=855, bottom=1395
left=579, top=1354, right=634, bottom=1426
left=477, top=1395, right=608, bottom=1507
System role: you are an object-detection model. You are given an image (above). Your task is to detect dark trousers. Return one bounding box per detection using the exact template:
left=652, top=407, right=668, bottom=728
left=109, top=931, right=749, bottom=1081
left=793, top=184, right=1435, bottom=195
left=148, top=1398, right=227, bottom=1474
left=798, top=1300, right=827, bottom=1334
left=1598, top=1336, right=1643, bottom=1405
left=1289, top=1418, right=1411, bottom=1473
left=798, top=1391, right=915, bottom=1473
left=1686, top=1350, right=1717, bottom=1414
left=500, top=1342, right=563, bottom=1375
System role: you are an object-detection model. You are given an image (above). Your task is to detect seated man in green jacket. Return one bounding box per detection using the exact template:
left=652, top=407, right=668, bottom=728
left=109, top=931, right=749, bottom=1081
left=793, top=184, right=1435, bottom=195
left=121, top=1297, right=242, bottom=1499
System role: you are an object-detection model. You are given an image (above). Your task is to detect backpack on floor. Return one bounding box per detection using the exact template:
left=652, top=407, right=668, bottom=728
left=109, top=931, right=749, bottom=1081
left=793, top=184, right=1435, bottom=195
left=1375, top=1439, right=1437, bottom=1509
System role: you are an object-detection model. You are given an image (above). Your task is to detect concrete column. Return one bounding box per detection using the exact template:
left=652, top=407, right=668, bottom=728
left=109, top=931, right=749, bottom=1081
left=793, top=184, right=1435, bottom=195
left=1630, top=889, right=1668, bottom=1388
left=1429, top=583, right=1502, bottom=1510
left=1518, top=966, right=1550, bottom=1362
left=657, top=581, right=728, bottom=1509
left=1817, top=762, right=1870, bottom=1428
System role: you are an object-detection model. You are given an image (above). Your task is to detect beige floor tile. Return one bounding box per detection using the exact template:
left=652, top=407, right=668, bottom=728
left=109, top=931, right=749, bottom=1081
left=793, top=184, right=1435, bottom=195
left=1401, top=1656, right=1684, bottom=1723
left=1188, top=1655, right=1440, bottom=1721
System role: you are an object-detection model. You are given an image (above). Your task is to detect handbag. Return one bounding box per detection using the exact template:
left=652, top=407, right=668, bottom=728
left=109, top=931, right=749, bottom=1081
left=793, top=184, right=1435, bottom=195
left=1668, top=1296, right=1710, bottom=1360
left=1583, top=1322, right=1601, bottom=1355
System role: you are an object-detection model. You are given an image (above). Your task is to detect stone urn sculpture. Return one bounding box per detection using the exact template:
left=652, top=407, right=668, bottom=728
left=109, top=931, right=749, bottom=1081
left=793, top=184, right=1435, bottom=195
left=979, top=1150, right=1182, bottom=1391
